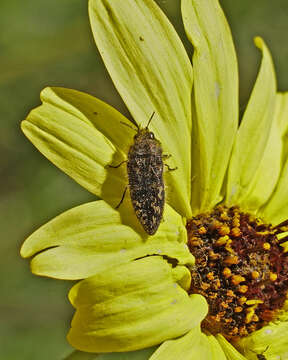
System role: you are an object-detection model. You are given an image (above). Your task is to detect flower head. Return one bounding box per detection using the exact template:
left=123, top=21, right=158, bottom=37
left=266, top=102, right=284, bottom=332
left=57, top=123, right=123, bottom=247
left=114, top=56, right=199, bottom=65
left=21, top=0, right=288, bottom=359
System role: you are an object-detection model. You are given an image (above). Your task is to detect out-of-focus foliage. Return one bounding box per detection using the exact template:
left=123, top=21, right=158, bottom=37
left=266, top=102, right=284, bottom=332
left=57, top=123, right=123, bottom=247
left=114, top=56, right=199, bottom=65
left=0, top=0, right=287, bottom=359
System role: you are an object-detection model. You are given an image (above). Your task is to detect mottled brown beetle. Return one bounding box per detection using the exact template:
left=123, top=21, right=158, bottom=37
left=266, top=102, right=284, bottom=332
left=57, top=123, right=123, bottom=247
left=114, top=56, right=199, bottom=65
left=109, top=112, right=176, bottom=235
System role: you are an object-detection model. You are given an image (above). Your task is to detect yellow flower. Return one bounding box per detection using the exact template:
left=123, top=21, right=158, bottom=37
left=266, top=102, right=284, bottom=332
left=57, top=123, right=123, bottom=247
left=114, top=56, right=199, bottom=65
left=21, top=0, right=288, bottom=359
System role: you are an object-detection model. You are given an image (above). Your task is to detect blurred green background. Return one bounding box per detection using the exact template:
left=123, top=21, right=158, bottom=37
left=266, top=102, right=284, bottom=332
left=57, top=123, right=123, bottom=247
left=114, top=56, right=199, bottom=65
left=1, top=1, right=288, bottom=359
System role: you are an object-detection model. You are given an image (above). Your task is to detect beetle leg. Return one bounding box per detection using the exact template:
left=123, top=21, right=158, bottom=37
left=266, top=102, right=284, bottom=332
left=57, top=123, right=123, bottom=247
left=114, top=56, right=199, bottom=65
left=164, top=164, right=177, bottom=171
left=162, top=154, right=171, bottom=160
left=106, top=160, right=127, bottom=168
left=115, top=186, right=128, bottom=209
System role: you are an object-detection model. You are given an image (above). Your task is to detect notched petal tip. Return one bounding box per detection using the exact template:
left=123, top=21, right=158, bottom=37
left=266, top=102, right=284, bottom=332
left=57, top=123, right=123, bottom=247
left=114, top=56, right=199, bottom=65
left=172, top=265, right=191, bottom=291
left=21, top=86, right=137, bottom=207
left=67, top=257, right=205, bottom=353
left=21, top=200, right=192, bottom=280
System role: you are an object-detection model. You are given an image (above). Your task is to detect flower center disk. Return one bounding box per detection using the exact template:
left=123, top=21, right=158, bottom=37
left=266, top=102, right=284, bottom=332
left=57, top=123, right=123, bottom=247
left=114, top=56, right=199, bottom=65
left=186, top=206, right=288, bottom=340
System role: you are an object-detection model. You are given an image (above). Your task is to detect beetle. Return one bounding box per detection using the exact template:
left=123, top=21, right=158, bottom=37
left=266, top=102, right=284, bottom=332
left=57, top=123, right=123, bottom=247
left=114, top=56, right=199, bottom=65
left=108, top=112, right=175, bottom=235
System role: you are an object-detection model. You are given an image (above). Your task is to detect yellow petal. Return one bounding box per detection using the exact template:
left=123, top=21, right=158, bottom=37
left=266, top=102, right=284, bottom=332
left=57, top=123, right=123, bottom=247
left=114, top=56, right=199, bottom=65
left=89, top=0, right=193, bottom=218
left=280, top=240, right=288, bottom=253
left=21, top=200, right=193, bottom=279
left=181, top=0, right=238, bottom=213
left=21, top=87, right=135, bottom=206
left=226, top=38, right=277, bottom=211
left=216, top=335, right=247, bottom=360
left=260, top=93, right=288, bottom=224
left=236, top=320, right=288, bottom=360
left=150, top=326, right=226, bottom=360
left=67, top=257, right=208, bottom=353
left=232, top=92, right=283, bottom=213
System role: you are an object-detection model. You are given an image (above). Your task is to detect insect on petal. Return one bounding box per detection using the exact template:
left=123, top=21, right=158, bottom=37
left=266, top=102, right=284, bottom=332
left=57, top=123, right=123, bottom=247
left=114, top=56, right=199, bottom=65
left=21, top=87, right=136, bottom=206
left=89, top=0, right=193, bottom=218
left=20, top=200, right=192, bottom=280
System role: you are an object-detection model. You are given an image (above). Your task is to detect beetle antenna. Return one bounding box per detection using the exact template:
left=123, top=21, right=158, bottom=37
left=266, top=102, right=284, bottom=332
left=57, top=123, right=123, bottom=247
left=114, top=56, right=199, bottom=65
left=145, top=111, right=155, bottom=129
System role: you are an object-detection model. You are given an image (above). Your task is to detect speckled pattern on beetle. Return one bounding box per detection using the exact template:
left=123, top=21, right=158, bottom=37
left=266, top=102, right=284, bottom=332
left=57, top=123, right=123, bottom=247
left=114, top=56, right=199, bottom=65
left=127, top=127, right=165, bottom=235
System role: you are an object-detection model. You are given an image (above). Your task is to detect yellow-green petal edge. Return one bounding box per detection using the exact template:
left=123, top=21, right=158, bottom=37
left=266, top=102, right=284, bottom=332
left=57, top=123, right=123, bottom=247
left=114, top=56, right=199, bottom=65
left=260, top=92, right=288, bottom=223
